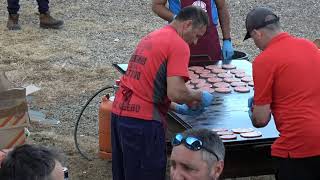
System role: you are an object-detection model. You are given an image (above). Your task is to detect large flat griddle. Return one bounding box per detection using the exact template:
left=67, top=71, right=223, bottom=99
left=113, top=61, right=279, bottom=143
left=113, top=60, right=279, bottom=178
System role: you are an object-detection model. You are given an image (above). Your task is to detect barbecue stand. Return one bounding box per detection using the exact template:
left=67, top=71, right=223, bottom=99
left=112, top=51, right=278, bottom=178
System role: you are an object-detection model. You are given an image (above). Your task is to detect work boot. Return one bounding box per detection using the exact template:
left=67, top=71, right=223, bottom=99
left=39, top=12, right=64, bottom=29
left=7, top=14, right=21, bottom=30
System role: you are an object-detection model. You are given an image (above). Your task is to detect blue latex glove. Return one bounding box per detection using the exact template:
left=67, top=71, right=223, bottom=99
left=175, top=104, right=204, bottom=116
left=248, top=96, right=254, bottom=120
left=222, top=39, right=234, bottom=64
left=201, top=91, right=214, bottom=107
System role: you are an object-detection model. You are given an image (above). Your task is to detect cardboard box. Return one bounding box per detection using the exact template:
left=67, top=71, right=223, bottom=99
left=0, top=72, right=29, bottom=149
left=0, top=111, right=29, bottom=149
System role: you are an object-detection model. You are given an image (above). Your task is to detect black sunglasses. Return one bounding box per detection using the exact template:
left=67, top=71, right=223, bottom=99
left=172, top=133, right=219, bottom=161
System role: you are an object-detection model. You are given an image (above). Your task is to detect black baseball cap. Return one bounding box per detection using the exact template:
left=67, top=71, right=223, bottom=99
left=243, top=7, right=280, bottom=41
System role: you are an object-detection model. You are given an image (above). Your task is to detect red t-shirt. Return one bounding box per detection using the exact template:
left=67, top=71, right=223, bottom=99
left=253, top=33, right=320, bottom=158
left=112, top=25, right=190, bottom=124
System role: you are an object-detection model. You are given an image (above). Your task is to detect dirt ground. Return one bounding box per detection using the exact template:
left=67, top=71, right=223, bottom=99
left=0, top=0, right=319, bottom=179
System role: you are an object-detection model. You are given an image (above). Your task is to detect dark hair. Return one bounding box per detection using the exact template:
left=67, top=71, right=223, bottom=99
left=0, top=144, right=62, bottom=180
left=175, top=6, right=209, bottom=28
left=181, top=128, right=225, bottom=162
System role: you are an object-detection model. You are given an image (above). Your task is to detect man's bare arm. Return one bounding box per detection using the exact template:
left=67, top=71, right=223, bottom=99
left=252, top=104, right=272, bottom=128
left=152, top=0, right=175, bottom=22
left=215, top=0, right=231, bottom=39
left=167, top=76, right=202, bottom=105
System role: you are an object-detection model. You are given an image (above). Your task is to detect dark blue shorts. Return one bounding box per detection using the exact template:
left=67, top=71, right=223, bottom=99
left=111, top=113, right=167, bottom=180
left=275, top=156, right=320, bottom=180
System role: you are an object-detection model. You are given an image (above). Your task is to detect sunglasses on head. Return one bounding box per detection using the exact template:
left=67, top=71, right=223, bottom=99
left=172, top=133, right=219, bottom=160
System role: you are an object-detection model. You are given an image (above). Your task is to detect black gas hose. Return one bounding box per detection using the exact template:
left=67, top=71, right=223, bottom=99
left=74, top=86, right=113, bottom=160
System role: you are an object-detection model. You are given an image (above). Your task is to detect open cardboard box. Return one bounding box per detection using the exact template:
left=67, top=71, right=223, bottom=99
left=0, top=72, right=29, bottom=150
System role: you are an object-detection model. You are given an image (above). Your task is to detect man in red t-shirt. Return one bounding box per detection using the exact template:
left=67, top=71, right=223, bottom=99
left=245, top=7, right=320, bottom=180
left=111, top=6, right=214, bottom=180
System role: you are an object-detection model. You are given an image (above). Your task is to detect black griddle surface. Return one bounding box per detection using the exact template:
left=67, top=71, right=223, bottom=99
left=172, top=60, right=279, bottom=145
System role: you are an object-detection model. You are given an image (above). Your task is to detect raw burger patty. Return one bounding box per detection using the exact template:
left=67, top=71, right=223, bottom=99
left=217, top=131, right=234, bottom=136
left=212, top=68, right=227, bottom=74
left=213, top=82, right=230, bottom=88
left=224, top=77, right=241, bottom=83
left=186, top=84, right=195, bottom=89
left=241, top=76, right=253, bottom=82
left=196, top=83, right=212, bottom=88
left=230, top=69, right=245, bottom=74
left=214, top=87, right=232, bottom=93
left=200, top=73, right=216, bottom=78
left=195, top=69, right=211, bottom=74
left=240, top=131, right=262, bottom=138
left=234, top=86, right=250, bottom=93
left=212, top=128, right=228, bottom=132
left=235, top=73, right=246, bottom=78
left=199, top=87, right=215, bottom=93
left=207, top=77, right=222, bottom=83
left=230, top=81, right=247, bottom=87
left=189, top=66, right=204, bottom=71
left=217, top=73, right=233, bottom=78
left=190, top=79, right=206, bottom=84
left=231, top=128, right=254, bottom=134
left=189, top=74, right=200, bottom=79
left=220, top=134, right=237, bottom=140
left=222, top=64, right=236, bottom=70
left=205, top=65, right=221, bottom=70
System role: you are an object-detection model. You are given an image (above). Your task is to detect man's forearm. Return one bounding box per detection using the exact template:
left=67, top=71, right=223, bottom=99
left=251, top=105, right=272, bottom=128
left=171, top=89, right=202, bottom=106
left=218, top=6, right=231, bottom=39
left=252, top=114, right=271, bottom=128
left=152, top=2, right=175, bottom=22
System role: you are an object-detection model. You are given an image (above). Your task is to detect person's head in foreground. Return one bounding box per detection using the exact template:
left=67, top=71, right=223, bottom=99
left=170, top=128, right=225, bottom=180
left=244, top=7, right=283, bottom=50
left=0, top=144, right=64, bottom=180
left=172, top=6, right=209, bottom=45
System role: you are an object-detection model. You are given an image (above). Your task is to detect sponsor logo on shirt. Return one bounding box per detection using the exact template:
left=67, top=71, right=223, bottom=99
left=192, top=1, right=207, bottom=12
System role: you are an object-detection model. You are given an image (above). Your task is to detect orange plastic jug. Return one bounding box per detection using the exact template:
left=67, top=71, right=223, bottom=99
left=98, top=94, right=113, bottom=159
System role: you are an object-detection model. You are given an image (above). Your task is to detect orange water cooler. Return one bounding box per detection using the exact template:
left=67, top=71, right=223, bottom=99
left=98, top=80, right=119, bottom=160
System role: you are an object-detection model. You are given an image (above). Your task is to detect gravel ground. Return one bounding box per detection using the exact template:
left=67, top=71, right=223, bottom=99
left=0, top=0, right=319, bottom=179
